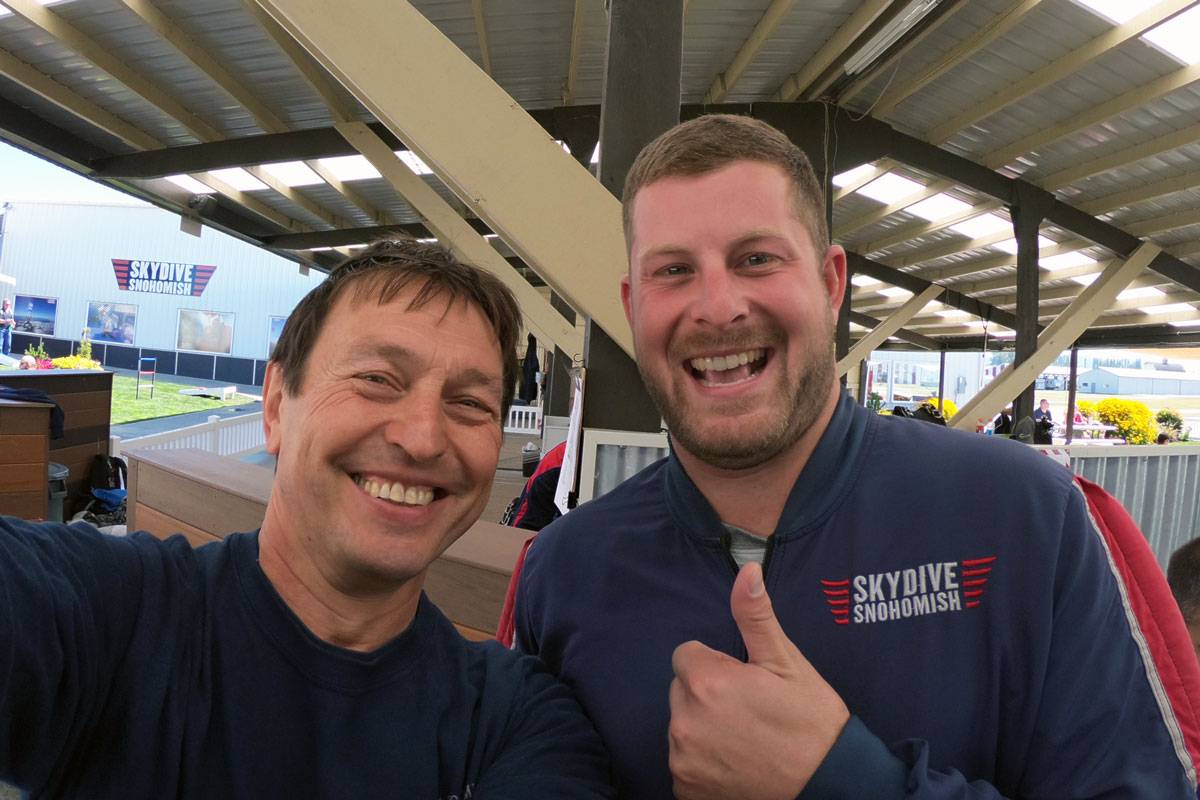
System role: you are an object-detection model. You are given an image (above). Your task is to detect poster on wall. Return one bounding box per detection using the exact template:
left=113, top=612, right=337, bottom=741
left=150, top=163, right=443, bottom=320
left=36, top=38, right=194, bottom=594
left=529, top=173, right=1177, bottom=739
left=176, top=308, right=235, bottom=355
left=85, top=301, right=138, bottom=344
left=13, top=294, right=57, bottom=336
left=267, top=316, right=287, bottom=359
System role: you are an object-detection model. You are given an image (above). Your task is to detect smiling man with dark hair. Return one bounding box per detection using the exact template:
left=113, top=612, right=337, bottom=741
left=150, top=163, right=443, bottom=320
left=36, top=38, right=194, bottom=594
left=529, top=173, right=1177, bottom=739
left=0, top=239, right=611, bottom=798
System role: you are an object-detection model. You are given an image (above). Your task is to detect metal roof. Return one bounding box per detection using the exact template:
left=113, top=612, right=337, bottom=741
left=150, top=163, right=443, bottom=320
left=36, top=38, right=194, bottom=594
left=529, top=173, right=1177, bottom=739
left=0, top=0, right=1198, bottom=350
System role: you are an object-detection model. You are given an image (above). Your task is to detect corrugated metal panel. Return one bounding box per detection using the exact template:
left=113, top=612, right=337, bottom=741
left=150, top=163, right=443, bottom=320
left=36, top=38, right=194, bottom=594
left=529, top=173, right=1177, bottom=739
left=0, top=202, right=325, bottom=360
left=591, top=442, right=668, bottom=498
left=591, top=437, right=1198, bottom=572
left=1066, top=447, right=1200, bottom=569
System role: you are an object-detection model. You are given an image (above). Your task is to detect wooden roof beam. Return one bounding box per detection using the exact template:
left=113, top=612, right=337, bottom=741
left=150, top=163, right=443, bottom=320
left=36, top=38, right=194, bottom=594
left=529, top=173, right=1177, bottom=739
left=928, top=0, right=1193, bottom=144
left=704, top=0, right=796, bottom=104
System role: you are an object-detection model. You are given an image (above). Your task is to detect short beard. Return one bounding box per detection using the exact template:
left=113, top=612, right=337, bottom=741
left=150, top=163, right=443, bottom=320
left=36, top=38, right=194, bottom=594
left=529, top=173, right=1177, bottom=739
left=639, top=315, right=837, bottom=471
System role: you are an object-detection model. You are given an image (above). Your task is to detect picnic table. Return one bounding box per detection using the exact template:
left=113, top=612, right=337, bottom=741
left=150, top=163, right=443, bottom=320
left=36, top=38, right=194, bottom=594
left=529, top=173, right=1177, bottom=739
left=1062, top=421, right=1119, bottom=440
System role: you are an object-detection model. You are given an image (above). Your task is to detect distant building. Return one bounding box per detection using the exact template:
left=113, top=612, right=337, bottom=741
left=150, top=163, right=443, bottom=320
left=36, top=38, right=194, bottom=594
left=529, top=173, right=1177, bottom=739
left=1077, top=366, right=1200, bottom=396
left=0, top=201, right=326, bottom=386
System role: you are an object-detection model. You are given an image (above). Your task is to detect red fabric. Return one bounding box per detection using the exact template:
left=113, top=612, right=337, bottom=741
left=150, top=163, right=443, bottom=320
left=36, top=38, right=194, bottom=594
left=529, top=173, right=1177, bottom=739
left=1076, top=476, right=1200, bottom=776
left=495, top=535, right=536, bottom=647
left=511, top=443, right=567, bottom=528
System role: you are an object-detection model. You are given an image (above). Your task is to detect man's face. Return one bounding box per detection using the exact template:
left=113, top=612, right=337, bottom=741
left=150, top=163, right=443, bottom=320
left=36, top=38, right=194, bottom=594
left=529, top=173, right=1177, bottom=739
left=262, top=284, right=504, bottom=591
left=622, top=160, right=845, bottom=470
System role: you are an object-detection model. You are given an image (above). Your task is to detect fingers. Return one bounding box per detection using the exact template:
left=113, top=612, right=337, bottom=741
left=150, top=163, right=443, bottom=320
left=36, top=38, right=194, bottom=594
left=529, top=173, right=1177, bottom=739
left=730, top=562, right=796, bottom=674
left=671, top=639, right=737, bottom=681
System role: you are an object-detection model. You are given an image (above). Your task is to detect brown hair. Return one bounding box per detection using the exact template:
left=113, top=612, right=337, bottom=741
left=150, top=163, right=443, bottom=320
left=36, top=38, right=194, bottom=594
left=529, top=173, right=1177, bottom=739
left=622, top=114, right=828, bottom=255
left=271, top=239, right=522, bottom=417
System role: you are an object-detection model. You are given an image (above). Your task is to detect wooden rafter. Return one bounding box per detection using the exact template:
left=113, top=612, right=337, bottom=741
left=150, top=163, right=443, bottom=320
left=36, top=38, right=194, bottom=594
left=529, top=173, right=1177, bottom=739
left=703, top=0, right=796, bottom=104
left=851, top=0, right=1042, bottom=111
left=772, top=0, right=889, bottom=101
left=562, top=0, right=587, bottom=105
left=928, top=0, right=1193, bottom=145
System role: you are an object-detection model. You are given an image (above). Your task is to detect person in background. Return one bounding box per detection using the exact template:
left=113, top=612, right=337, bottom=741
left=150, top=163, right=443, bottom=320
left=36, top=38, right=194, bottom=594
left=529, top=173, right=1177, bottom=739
left=0, top=298, right=13, bottom=357
left=1169, top=539, right=1200, bottom=662
left=0, top=240, right=610, bottom=798
left=993, top=405, right=1013, bottom=435
left=1033, top=398, right=1053, bottom=424
left=515, top=113, right=1200, bottom=799
left=504, top=440, right=567, bottom=533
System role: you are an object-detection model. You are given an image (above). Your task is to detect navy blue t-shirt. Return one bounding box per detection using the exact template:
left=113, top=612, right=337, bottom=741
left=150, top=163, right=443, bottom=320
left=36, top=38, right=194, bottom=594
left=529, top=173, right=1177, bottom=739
left=0, top=518, right=611, bottom=798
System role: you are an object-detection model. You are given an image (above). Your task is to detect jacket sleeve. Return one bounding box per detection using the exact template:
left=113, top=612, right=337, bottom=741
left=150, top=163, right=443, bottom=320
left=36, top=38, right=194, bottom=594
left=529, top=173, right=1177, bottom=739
left=473, top=655, right=614, bottom=798
left=0, top=517, right=162, bottom=789
left=801, top=480, right=1197, bottom=800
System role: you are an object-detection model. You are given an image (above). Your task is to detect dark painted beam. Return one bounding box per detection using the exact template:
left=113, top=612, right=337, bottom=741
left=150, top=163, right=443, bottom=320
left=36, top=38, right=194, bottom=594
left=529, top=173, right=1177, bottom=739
left=849, top=311, right=938, bottom=350
left=847, top=251, right=1025, bottom=333
left=581, top=0, right=684, bottom=434
left=1011, top=183, right=1050, bottom=422
left=0, top=96, right=111, bottom=170
left=91, top=124, right=404, bottom=178
left=757, top=103, right=1200, bottom=295
left=90, top=110, right=605, bottom=180
left=905, top=324, right=1200, bottom=351
left=260, top=218, right=492, bottom=249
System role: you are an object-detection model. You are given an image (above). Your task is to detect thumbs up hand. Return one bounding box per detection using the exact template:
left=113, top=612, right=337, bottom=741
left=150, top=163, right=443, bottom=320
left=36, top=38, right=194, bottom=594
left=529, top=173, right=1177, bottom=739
left=667, top=562, right=850, bottom=800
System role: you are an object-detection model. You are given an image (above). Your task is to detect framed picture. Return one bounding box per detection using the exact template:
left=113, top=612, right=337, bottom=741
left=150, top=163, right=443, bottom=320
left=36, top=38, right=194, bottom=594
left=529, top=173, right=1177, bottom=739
left=267, top=315, right=287, bottom=359
left=85, top=301, right=138, bottom=344
left=13, top=294, right=57, bottom=336
left=176, top=308, right=235, bottom=355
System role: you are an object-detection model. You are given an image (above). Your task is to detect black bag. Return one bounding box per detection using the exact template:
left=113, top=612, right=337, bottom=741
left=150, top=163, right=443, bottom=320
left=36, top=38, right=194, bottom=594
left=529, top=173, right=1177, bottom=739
left=913, top=405, right=948, bottom=426
left=89, top=455, right=127, bottom=491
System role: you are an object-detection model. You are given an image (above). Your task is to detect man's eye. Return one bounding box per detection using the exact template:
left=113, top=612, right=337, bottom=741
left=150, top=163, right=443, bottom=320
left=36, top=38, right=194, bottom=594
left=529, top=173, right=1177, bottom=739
left=358, top=373, right=390, bottom=386
left=744, top=253, right=776, bottom=267
left=659, top=264, right=691, bottom=277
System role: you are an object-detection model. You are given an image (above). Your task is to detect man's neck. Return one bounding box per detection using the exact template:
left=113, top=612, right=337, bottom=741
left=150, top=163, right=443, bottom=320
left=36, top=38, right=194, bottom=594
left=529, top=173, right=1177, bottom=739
left=675, top=385, right=840, bottom=536
left=257, top=506, right=422, bottom=653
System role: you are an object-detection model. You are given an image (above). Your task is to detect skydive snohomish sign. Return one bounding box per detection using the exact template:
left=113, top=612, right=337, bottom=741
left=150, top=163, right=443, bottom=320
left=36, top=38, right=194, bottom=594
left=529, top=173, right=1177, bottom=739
left=112, top=259, right=216, bottom=297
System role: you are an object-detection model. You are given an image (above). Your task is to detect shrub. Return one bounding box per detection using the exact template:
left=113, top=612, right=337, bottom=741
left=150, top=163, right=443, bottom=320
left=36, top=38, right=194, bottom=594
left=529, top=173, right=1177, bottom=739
left=24, top=342, right=49, bottom=362
left=1076, top=400, right=1097, bottom=421
left=919, top=396, right=957, bottom=421
left=866, top=392, right=883, bottom=413
left=1095, top=398, right=1157, bottom=445
left=50, top=355, right=102, bottom=370
left=1156, top=408, right=1184, bottom=438
left=77, top=328, right=92, bottom=362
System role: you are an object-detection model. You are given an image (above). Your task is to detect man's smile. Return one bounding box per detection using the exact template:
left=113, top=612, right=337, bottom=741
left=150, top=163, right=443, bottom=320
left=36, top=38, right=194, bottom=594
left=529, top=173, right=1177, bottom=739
left=686, top=348, right=771, bottom=387
left=352, top=473, right=445, bottom=507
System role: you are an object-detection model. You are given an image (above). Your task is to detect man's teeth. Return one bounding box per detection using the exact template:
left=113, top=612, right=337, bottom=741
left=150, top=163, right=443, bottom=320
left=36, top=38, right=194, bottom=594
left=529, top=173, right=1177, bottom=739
left=355, top=476, right=435, bottom=506
left=689, top=348, right=764, bottom=373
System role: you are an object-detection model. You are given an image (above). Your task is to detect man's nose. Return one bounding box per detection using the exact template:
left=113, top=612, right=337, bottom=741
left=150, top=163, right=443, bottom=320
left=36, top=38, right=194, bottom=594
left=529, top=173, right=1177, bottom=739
left=691, top=267, right=749, bottom=327
left=383, top=388, right=449, bottom=463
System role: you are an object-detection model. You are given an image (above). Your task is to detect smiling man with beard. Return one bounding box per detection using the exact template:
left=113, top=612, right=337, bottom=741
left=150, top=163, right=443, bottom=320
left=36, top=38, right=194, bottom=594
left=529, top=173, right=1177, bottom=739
left=514, top=115, right=1200, bottom=799
left=0, top=239, right=611, bottom=798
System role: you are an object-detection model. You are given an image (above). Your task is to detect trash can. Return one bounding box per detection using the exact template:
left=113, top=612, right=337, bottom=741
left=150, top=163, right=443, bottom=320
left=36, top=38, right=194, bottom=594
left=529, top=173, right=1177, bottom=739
left=521, top=442, right=540, bottom=478
left=47, top=462, right=69, bottom=523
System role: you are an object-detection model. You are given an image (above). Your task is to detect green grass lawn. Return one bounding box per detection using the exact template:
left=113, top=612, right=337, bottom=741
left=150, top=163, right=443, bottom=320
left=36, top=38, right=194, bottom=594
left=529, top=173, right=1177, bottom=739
left=111, top=375, right=254, bottom=425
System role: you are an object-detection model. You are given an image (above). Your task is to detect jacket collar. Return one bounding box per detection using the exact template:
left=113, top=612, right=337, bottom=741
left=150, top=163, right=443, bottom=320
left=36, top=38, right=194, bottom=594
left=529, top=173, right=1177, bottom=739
left=664, top=391, right=871, bottom=543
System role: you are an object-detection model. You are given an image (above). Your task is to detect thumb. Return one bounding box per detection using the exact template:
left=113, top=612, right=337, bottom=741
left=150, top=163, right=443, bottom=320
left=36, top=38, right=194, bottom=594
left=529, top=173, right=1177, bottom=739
left=731, top=562, right=797, bottom=674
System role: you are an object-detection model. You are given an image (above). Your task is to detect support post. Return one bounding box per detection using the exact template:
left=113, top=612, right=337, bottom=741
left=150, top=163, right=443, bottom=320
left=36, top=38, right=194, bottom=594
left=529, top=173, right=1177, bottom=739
left=1011, top=184, right=1046, bottom=423
left=1065, top=347, right=1079, bottom=444
left=581, top=0, right=684, bottom=432
left=937, top=350, right=946, bottom=414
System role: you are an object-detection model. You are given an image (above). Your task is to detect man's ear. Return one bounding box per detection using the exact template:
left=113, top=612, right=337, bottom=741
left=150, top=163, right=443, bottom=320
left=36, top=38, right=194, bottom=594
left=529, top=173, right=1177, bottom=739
left=823, top=245, right=848, bottom=314
left=620, top=274, right=634, bottom=327
left=261, top=362, right=287, bottom=456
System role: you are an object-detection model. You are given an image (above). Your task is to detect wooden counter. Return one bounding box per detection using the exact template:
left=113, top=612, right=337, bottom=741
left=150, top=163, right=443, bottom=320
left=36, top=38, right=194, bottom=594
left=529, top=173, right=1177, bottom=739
left=0, top=370, right=113, bottom=515
left=125, top=448, right=527, bottom=640
left=0, top=398, right=53, bottom=519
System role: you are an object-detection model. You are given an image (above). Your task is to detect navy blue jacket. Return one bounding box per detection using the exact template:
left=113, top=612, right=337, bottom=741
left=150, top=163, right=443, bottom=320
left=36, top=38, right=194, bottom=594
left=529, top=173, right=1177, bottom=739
left=516, top=393, right=1196, bottom=798
left=0, top=519, right=612, bottom=798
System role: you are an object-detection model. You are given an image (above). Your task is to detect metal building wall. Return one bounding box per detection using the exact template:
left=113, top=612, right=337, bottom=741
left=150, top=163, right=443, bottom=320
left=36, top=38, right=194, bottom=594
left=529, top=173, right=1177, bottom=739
left=0, top=202, right=325, bottom=361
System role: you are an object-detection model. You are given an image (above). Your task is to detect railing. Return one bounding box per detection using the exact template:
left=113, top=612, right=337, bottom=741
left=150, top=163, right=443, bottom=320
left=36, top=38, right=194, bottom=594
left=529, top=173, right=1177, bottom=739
left=1035, top=443, right=1200, bottom=569
left=577, top=430, right=1198, bottom=571
left=111, top=412, right=265, bottom=459
left=505, top=404, right=542, bottom=435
